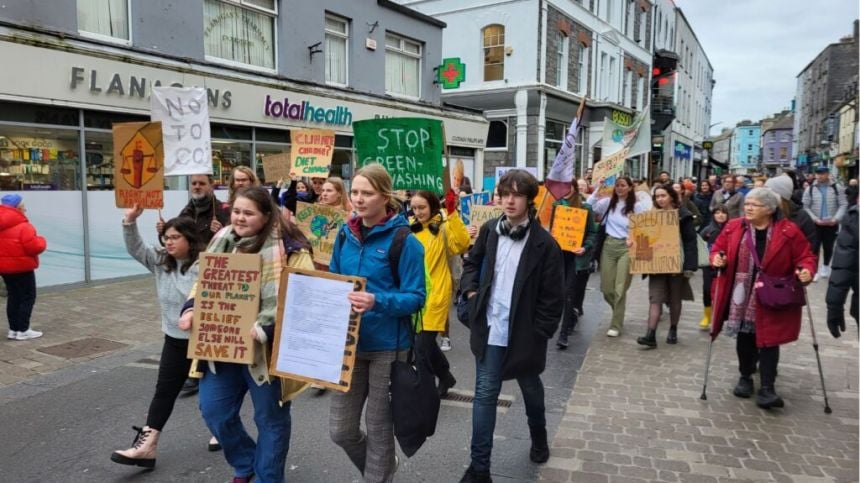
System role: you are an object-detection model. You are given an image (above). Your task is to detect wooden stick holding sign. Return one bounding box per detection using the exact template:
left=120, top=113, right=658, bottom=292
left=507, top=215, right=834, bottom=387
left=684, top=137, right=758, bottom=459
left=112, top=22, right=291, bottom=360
left=628, top=209, right=681, bottom=274
left=550, top=205, right=589, bottom=252
left=270, top=267, right=366, bottom=393
left=187, top=252, right=261, bottom=364
left=113, top=122, right=164, bottom=208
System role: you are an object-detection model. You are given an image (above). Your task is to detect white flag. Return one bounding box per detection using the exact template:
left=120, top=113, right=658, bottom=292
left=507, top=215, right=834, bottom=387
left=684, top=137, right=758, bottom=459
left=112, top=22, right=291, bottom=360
left=151, top=87, right=212, bottom=176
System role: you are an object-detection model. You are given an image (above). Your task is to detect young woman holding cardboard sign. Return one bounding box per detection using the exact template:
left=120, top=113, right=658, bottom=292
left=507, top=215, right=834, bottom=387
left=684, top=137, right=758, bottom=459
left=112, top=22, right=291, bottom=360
left=178, top=186, right=314, bottom=483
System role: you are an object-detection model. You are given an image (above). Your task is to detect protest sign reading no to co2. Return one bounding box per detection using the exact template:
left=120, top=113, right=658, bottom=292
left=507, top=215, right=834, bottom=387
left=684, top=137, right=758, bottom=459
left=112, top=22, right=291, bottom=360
left=151, top=86, right=212, bottom=176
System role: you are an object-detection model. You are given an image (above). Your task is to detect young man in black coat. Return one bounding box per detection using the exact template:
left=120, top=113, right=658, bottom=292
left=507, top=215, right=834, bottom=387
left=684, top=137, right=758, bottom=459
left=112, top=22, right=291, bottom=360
left=826, top=202, right=858, bottom=337
left=458, top=170, right=564, bottom=483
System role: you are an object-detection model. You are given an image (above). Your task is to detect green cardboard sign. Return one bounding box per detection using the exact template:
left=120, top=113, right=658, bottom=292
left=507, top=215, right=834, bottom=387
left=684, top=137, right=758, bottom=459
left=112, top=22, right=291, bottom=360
left=353, top=118, right=446, bottom=193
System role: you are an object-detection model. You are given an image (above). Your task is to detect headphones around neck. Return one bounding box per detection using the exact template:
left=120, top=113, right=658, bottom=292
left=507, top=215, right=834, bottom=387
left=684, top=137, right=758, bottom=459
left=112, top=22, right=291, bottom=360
left=410, top=216, right=441, bottom=235
left=496, top=214, right=530, bottom=241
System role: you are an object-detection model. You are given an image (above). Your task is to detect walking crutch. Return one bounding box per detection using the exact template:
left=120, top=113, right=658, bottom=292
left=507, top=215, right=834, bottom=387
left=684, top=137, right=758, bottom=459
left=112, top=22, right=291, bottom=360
left=799, top=267, right=833, bottom=414
left=700, top=252, right=725, bottom=401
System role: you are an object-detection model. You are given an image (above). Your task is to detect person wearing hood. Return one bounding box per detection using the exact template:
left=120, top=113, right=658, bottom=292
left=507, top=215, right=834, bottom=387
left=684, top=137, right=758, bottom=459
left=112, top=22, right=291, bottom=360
left=693, top=180, right=715, bottom=229
left=698, top=206, right=730, bottom=330
left=764, top=175, right=818, bottom=249
left=826, top=198, right=858, bottom=338
left=0, top=193, right=47, bottom=341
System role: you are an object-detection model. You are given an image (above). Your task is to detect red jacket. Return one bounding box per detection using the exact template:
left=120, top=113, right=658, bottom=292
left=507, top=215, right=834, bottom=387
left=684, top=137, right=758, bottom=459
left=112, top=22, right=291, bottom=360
left=710, top=217, right=817, bottom=348
left=0, top=205, right=46, bottom=274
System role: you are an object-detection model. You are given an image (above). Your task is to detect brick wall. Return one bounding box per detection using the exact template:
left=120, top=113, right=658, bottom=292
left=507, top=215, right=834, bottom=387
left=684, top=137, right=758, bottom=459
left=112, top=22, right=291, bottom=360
left=546, top=6, right=592, bottom=94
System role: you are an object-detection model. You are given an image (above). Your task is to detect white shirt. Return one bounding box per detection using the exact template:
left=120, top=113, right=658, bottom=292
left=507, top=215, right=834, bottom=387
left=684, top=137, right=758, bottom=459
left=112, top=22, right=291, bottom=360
left=485, top=220, right=530, bottom=347
left=587, top=193, right=649, bottom=239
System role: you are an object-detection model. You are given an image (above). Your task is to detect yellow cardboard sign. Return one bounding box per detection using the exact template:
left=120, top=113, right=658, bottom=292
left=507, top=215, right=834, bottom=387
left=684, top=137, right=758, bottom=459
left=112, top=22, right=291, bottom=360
left=290, top=129, right=335, bottom=177
left=628, top=209, right=681, bottom=274
left=534, top=185, right=555, bottom=229
left=550, top=206, right=588, bottom=252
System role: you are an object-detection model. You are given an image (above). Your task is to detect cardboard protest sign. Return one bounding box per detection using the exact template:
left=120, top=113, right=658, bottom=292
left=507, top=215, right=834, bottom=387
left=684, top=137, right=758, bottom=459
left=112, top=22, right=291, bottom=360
left=550, top=205, right=588, bottom=252
left=113, top=122, right=164, bottom=208
left=270, top=267, right=366, bottom=392
left=469, top=205, right=503, bottom=236
left=294, top=201, right=348, bottom=267
left=495, top=166, right=538, bottom=181
left=591, top=147, right=629, bottom=186
left=353, top=118, right=445, bottom=193
left=187, top=253, right=261, bottom=364
left=262, top=152, right=291, bottom=182
left=534, top=185, right=555, bottom=229
left=290, top=129, right=335, bottom=177
left=459, top=191, right=491, bottom=225
left=628, top=209, right=681, bottom=274
left=151, top=86, right=212, bottom=176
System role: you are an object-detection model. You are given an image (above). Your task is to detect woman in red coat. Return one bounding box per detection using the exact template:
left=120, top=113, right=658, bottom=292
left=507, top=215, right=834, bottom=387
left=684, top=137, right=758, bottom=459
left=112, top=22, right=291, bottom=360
left=0, top=194, right=47, bottom=341
left=710, top=188, right=816, bottom=409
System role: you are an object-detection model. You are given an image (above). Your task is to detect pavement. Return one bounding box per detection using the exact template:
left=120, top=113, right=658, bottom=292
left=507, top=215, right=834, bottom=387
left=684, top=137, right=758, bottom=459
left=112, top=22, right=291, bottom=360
left=0, top=271, right=856, bottom=482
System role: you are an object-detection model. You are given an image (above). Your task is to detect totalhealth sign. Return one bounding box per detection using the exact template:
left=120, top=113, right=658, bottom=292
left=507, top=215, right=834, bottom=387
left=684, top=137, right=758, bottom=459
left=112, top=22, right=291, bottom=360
left=264, top=95, right=353, bottom=126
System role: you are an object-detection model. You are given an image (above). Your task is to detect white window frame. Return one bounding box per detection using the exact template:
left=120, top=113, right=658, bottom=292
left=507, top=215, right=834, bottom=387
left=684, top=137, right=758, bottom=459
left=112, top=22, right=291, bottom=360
left=577, top=44, right=589, bottom=96
left=482, top=24, right=505, bottom=82
left=636, top=75, right=645, bottom=110
left=77, top=0, right=132, bottom=46
left=556, top=31, right=569, bottom=89
left=623, top=69, right=632, bottom=108
left=626, top=1, right=636, bottom=38
left=385, top=33, right=422, bottom=100
left=325, top=14, right=349, bottom=87
left=203, top=0, right=278, bottom=74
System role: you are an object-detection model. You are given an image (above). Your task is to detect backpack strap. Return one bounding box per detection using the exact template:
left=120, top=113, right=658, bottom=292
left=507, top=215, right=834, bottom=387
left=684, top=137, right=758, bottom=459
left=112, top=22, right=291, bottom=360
left=388, top=226, right=411, bottom=288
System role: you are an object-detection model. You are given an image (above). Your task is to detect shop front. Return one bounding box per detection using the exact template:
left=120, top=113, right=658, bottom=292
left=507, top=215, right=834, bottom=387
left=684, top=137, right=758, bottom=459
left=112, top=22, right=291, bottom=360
left=0, top=39, right=488, bottom=287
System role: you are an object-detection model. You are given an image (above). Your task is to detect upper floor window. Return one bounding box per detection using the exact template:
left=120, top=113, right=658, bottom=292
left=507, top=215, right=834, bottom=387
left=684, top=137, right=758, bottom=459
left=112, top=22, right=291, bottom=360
left=577, top=44, right=589, bottom=95
left=556, top=31, right=569, bottom=89
left=385, top=33, right=422, bottom=98
left=483, top=25, right=505, bottom=81
left=204, top=0, right=276, bottom=71
left=77, top=0, right=129, bottom=43
left=636, top=75, right=645, bottom=110
left=325, top=14, right=349, bottom=86
left=623, top=69, right=632, bottom=108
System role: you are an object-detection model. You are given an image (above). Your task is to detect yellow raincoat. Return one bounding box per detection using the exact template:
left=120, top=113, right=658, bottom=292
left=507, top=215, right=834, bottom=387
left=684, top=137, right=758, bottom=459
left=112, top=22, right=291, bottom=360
left=409, top=211, right=471, bottom=332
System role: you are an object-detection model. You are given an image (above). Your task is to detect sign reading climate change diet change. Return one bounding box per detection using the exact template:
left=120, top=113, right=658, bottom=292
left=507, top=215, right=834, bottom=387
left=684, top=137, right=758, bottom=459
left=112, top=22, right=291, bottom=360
left=353, top=118, right=446, bottom=193
left=188, top=253, right=262, bottom=364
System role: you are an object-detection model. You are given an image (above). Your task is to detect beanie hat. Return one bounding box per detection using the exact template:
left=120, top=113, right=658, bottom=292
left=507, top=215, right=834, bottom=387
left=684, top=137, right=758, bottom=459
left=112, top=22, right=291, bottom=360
left=1, top=193, right=23, bottom=208
left=764, top=175, right=793, bottom=202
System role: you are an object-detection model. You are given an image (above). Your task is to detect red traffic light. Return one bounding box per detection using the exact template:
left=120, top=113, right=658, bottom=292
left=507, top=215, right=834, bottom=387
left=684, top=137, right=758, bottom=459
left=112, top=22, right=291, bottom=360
left=653, top=67, right=661, bottom=76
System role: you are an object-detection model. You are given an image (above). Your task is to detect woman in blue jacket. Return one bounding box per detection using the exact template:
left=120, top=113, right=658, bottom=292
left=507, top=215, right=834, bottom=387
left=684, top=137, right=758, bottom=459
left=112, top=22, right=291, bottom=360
left=328, top=163, right=426, bottom=483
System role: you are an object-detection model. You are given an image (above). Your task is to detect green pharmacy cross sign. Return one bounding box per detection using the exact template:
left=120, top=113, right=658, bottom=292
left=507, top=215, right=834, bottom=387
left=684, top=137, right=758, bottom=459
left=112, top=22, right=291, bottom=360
left=437, top=58, right=465, bottom=89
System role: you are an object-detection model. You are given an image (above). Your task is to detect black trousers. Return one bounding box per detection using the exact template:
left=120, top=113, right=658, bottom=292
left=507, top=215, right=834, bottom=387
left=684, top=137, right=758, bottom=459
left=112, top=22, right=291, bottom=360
left=146, top=335, right=193, bottom=431
left=561, top=252, right=580, bottom=334
left=2, top=271, right=36, bottom=332
left=736, top=332, right=780, bottom=387
left=573, top=270, right=591, bottom=313
left=813, top=225, right=839, bottom=265
left=415, top=331, right=450, bottom=380
left=702, top=267, right=714, bottom=307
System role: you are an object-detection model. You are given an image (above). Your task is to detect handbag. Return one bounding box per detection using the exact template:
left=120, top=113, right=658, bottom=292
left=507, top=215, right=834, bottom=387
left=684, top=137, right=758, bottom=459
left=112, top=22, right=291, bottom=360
left=696, top=233, right=710, bottom=269
left=389, top=315, right=440, bottom=457
left=746, top=228, right=805, bottom=310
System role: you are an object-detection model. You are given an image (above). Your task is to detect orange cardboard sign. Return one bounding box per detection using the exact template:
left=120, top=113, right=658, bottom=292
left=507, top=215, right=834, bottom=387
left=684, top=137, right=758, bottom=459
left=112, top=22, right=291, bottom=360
left=550, top=206, right=588, bottom=252
left=290, top=129, right=335, bottom=177
left=534, top=185, right=554, bottom=229
left=113, top=122, right=164, bottom=208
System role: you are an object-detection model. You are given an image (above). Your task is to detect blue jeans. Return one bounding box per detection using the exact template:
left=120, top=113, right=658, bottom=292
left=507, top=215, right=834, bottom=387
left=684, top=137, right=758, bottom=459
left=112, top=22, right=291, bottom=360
left=470, top=345, right=546, bottom=472
left=199, top=363, right=291, bottom=483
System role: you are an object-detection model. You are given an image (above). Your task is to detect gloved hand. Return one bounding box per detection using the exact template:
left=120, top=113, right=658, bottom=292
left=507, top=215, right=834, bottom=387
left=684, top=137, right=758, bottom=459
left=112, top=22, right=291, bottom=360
left=444, top=189, right=458, bottom=215
left=683, top=270, right=695, bottom=279
left=827, top=305, right=846, bottom=338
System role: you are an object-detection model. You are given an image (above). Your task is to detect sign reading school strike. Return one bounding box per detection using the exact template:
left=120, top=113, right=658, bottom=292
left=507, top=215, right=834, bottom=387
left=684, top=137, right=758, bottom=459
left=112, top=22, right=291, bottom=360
left=290, top=129, right=335, bottom=177
left=188, top=253, right=262, bottom=364
left=294, top=201, right=348, bottom=267
left=353, top=118, right=445, bottom=193
left=550, top=206, right=588, bottom=252
left=113, top=122, right=164, bottom=208
left=628, top=210, right=681, bottom=274
left=151, top=86, right=212, bottom=176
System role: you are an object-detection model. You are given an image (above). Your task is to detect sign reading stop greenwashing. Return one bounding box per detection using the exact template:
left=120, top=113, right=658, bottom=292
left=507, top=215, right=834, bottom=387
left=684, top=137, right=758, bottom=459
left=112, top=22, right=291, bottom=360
left=353, top=118, right=445, bottom=193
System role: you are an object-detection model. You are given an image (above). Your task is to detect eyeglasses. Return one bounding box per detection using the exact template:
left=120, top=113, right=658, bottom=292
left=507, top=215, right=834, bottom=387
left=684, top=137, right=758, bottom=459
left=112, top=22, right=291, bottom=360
left=163, top=235, right=184, bottom=242
left=743, top=202, right=766, bottom=209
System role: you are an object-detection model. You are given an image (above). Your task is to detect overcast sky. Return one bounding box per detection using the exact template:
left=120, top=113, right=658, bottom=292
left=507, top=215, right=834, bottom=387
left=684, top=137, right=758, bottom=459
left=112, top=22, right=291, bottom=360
left=676, top=0, right=858, bottom=135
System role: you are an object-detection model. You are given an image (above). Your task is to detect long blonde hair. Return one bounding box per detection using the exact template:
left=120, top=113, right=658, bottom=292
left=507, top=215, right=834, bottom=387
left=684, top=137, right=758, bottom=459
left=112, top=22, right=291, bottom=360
left=353, top=164, right=401, bottom=213
left=323, top=176, right=352, bottom=212
left=228, top=166, right=260, bottom=203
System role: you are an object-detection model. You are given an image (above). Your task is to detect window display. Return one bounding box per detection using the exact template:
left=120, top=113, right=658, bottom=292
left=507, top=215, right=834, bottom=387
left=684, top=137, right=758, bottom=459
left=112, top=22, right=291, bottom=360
left=0, top=126, right=81, bottom=191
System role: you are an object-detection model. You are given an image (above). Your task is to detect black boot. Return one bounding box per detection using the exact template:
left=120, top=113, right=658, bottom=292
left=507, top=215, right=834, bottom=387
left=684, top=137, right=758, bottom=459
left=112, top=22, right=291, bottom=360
left=756, top=386, right=785, bottom=409
left=666, top=325, right=678, bottom=344
left=732, top=376, right=754, bottom=398
left=556, top=328, right=569, bottom=349
left=459, top=466, right=493, bottom=483
left=636, top=329, right=657, bottom=348
left=528, top=425, right=549, bottom=463
left=438, top=372, right=456, bottom=398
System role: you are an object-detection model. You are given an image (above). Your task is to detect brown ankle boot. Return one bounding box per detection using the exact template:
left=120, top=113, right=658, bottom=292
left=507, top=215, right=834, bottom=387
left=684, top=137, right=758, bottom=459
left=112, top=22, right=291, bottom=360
left=111, top=425, right=160, bottom=468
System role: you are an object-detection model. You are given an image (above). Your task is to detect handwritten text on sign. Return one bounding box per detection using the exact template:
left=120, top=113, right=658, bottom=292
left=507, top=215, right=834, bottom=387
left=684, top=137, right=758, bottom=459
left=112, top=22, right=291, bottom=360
left=113, top=121, right=164, bottom=209
left=353, top=118, right=445, bottom=193
left=188, top=253, right=262, bottom=364
left=460, top=192, right=491, bottom=225
left=591, top=147, right=629, bottom=186
left=151, top=86, right=212, bottom=176
left=550, top=206, right=588, bottom=252
left=294, top=201, right=348, bottom=267
left=628, top=210, right=681, bottom=274
left=291, top=129, right=335, bottom=177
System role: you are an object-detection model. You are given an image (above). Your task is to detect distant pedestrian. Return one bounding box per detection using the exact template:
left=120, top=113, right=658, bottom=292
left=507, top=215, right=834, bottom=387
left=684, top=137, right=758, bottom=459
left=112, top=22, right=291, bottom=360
left=693, top=180, right=714, bottom=229
left=459, top=169, right=564, bottom=482
left=0, top=193, right=46, bottom=341
left=710, top=188, right=817, bottom=409
left=710, top=174, right=744, bottom=219
left=698, top=206, right=729, bottom=330
left=826, top=199, right=858, bottom=337
left=803, top=166, right=848, bottom=282
left=764, top=175, right=818, bottom=248
left=227, top=166, right=260, bottom=205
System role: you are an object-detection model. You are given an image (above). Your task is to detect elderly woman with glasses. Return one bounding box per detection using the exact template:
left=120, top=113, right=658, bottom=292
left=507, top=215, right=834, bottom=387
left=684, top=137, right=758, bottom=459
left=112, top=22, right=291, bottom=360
left=710, top=188, right=817, bottom=409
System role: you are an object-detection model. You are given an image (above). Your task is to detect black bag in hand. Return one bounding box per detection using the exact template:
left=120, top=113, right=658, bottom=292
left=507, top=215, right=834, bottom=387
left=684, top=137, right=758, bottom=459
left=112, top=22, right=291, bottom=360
left=390, top=338, right=440, bottom=457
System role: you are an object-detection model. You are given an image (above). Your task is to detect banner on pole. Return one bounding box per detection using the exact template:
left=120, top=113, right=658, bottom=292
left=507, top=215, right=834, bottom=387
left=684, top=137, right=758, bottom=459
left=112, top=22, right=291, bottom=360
left=151, top=86, right=212, bottom=176
left=113, top=122, right=164, bottom=208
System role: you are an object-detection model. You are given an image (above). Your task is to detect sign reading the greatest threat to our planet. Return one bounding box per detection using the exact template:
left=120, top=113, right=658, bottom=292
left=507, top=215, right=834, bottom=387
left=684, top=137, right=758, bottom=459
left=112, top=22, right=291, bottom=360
left=353, top=118, right=446, bottom=193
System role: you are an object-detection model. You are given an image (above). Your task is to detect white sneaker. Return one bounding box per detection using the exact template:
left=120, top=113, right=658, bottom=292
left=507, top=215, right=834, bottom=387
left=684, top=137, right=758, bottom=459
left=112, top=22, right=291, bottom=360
left=16, top=329, right=43, bottom=340
left=7, top=330, right=18, bottom=340
left=440, top=337, right=452, bottom=352
left=606, top=329, right=620, bottom=337
left=813, top=273, right=821, bottom=283
left=821, top=265, right=831, bottom=278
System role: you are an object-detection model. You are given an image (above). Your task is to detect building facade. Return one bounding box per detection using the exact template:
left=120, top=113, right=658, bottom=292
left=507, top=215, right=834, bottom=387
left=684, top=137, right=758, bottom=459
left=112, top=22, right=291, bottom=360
left=730, top=122, right=761, bottom=173
left=707, top=127, right=732, bottom=171
left=396, top=0, right=654, bottom=182
left=0, top=0, right=489, bottom=287
left=760, top=114, right=794, bottom=176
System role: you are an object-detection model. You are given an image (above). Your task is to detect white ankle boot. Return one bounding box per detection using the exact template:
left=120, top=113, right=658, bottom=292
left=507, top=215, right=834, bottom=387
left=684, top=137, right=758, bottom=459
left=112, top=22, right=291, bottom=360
left=111, top=425, right=160, bottom=468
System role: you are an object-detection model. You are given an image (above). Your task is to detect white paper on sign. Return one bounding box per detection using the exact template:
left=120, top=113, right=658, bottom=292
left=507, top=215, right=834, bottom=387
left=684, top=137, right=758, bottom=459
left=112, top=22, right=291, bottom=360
left=151, top=86, right=213, bottom=176
left=276, top=273, right=354, bottom=383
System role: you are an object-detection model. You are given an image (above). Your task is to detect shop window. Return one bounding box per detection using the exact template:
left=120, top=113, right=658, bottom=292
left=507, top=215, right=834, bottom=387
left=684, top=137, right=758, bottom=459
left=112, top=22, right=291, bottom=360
left=84, top=110, right=148, bottom=130
left=482, top=25, right=505, bottom=81
left=211, top=123, right=252, bottom=140
left=212, top=141, right=252, bottom=187
left=487, top=120, right=507, bottom=150
left=335, top=135, right=353, bottom=148
left=556, top=31, right=569, bottom=89
left=204, top=0, right=276, bottom=71
left=0, top=125, right=81, bottom=191
left=255, top=127, right=290, bottom=143
left=325, top=14, right=349, bottom=86
left=0, top=101, right=78, bottom=127
left=77, top=0, right=130, bottom=43
left=331, top=149, right=353, bottom=180
left=83, top=130, right=117, bottom=191
left=385, top=33, right=422, bottom=98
